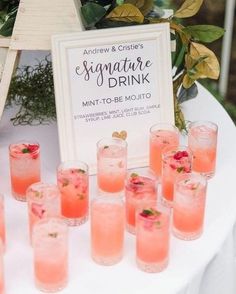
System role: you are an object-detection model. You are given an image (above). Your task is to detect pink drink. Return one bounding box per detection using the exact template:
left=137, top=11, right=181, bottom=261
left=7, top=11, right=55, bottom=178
left=188, top=121, right=218, bottom=178
left=57, top=161, right=89, bottom=226
left=27, top=183, right=61, bottom=241
left=136, top=202, right=171, bottom=273
left=125, top=171, right=157, bottom=234
left=33, top=218, right=68, bottom=292
left=173, top=173, right=207, bottom=240
left=162, top=147, right=192, bottom=206
left=97, top=138, right=127, bottom=193
left=9, top=141, right=40, bottom=201
left=149, top=124, right=179, bottom=177
left=91, top=196, right=125, bottom=265
left=0, top=195, right=5, bottom=251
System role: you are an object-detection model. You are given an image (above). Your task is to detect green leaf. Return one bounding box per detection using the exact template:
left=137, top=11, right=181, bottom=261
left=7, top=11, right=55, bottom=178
left=116, top=0, right=124, bottom=5
left=0, top=16, right=15, bottom=36
left=81, top=3, right=107, bottom=28
left=183, top=25, right=225, bottom=43
left=174, top=0, right=203, bottom=18
left=106, top=3, right=144, bottom=23
left=178, top=83, right=198, bottom=103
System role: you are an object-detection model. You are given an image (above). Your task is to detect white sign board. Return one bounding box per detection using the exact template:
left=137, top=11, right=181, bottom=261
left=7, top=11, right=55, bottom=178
left=52, top=24, right=174, bottom=174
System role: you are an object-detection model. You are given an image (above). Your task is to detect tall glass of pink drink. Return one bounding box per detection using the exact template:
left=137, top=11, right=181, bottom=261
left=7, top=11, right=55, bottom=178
left=188, top=121, right=218, bottom=178
left=136, top=201, right=171, bottom=273
left=26, top=183, right=61, bottom=241
left=125, top=169, right=157, bottom=234
left=32, top=217, right=68, bottom=292
left=57, top=160, right=89, bottom=226
left=91, top=196, right=125, bottom=265
left=97, top=138, right=127, bottom=194
left=149, top=123, right=179, bottom=177
left=0, top=195, right=6, bottom=252
left=9, top=141, right=40, bottom=201
left=173, top=173, right=207, bottom=240
left=162, top=146, right=192, bottom=207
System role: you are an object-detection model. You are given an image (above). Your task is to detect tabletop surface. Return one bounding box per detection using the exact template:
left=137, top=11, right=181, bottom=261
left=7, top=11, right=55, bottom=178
left=0, top=84, right=236, bottom=294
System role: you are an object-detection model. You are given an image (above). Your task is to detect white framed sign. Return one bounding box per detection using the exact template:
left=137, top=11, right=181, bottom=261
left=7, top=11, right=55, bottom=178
left=52, top=24, right=174, bottom=174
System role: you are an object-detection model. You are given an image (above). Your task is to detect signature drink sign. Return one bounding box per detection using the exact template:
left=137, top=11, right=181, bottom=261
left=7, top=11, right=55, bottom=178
left=52, top=24, right=174, bottom=173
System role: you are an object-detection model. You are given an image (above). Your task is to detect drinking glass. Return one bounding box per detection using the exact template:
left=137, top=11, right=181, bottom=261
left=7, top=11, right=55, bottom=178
left=125, top=169, right=157, bottom=234
left=0, top=195, right=5, bottom=251
left=136, top=200, right=171, bottom=273
left=9, top=141, right=41, bottom=201
left=149, top=123, right=179, bottom=177
left=97, top=138, right=127, bottom=194
left=32, top=217, right=68, bottom=292
left=27, top=182, right=61, bottom=240
left=188, top=121, right=218, bottom=178
left=57, top=160, right=89, bottom=226
left=162, top=145, right=192, bottom=206
left=91, top=196, right=125, bottom=265
left=173, top=173, right=207, bottom=240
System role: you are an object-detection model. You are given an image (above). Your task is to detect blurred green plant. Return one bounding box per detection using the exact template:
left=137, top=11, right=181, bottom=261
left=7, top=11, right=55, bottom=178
left=0, top=0, right=19, bottom=36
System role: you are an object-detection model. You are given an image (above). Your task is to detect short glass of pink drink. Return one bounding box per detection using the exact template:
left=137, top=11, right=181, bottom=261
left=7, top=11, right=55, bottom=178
left=125, top=170, right=157, bottom=234
left=27, top=183, right=61, bottom=241
left=136, top=201, right=171, bottom=273
left=32, top=217, right=68, bottom=292
left=97, top=138, right=127, bottom=194
left=91, top=196, right=125, bottom=265
left=57, top=161, right=89, bottom=226
left=149, top=123, right=179, bottom=177
left=0, top=195, right=6, bottom=251
left=173, top=173, right=207, bottom=240
left=9, top=141, right=40, bottom=201
left=162, top=146, right=192, bottom=206
left=188, top=121, right=218, bottom=178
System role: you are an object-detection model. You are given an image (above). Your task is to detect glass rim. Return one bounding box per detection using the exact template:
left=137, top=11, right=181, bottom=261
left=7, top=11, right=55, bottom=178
left=91, top=194, right=124, bottom=204
left=162, top=145, right=192, bottom=159
left=149, top=122, right=179, bottom=134
left=136, top=199, right=171, bottom=218
left=57, top=160, right=89, bottom=173
left=188, top=120, right=218, bottom=131
left=174, top=172, right=208, bottom=187
left=26, top=182, right=60, bottom=200
left=96, top=137, right=127, bottom=148
left=9, top=140, right=40, bottom=157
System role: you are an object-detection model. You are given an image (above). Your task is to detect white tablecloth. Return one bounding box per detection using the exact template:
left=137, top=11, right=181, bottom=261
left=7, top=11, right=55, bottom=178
left=0, top=84, right=236, bottom=294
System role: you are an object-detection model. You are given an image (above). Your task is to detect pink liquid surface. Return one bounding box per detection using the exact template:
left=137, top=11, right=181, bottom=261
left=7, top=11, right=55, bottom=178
left=150, top=130, right=179, bottom=177
left=97, top=145, right=126, bottom=193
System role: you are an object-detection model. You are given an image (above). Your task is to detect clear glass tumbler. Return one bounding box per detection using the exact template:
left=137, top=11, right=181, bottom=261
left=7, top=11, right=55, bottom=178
left=97, top=137, right=127, bottom=194
left=91, top=196, right=125, bottom=265
left=9, top=141, right=41, bottom=201
left=32, top=217, right=68, bottom=292
left=149, top=123, right=179, bottom=177
left=173, top=173, right=207, bottom=240
left=188, top=120, right=218, bottom=178
left=125, top=169, right=157, bottom=234
left=27, top=182, right=61, bottom=241
left=162, top=145, right=192, bottom=206
left=57, top=160, right=89, bottom=226
left=136, top=200, right=171, bottom=273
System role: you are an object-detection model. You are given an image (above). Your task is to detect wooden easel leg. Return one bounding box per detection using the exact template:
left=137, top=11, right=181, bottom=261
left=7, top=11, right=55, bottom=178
left=0, top=49, right=19, bottom=120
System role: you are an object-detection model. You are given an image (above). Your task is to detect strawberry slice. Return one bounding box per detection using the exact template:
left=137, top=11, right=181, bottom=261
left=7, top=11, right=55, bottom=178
left=31, top=203, right=45, bottom=218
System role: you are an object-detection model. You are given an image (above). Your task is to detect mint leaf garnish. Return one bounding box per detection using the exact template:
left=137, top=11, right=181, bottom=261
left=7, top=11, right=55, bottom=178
left=177, top=166, right=184, bottom=173
left=22, top=148, right=30, bottom=153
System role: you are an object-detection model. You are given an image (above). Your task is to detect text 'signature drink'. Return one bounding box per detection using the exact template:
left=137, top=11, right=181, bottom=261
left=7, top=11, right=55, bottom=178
left=27, top=183, right=61, bottom=241
left=162, top=146, right=192, bottom=206
left=91, top=196, right=125, bottom=265
left=33, top=218, right=68, bottom=292
left=149, top=123, right=179, bottom=177
left=188, top=121, right=218, bottom=178
left=136, top=201, right=171, bottom=273
left=97, top=138, right=127, bottom=194
left=125, top=170, right=157, bottom=234
left=173, top=173, right=207, bottom=240
left=57, top=161, right=89, bottom=226
left=9, top=141, right=40, bottom=201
